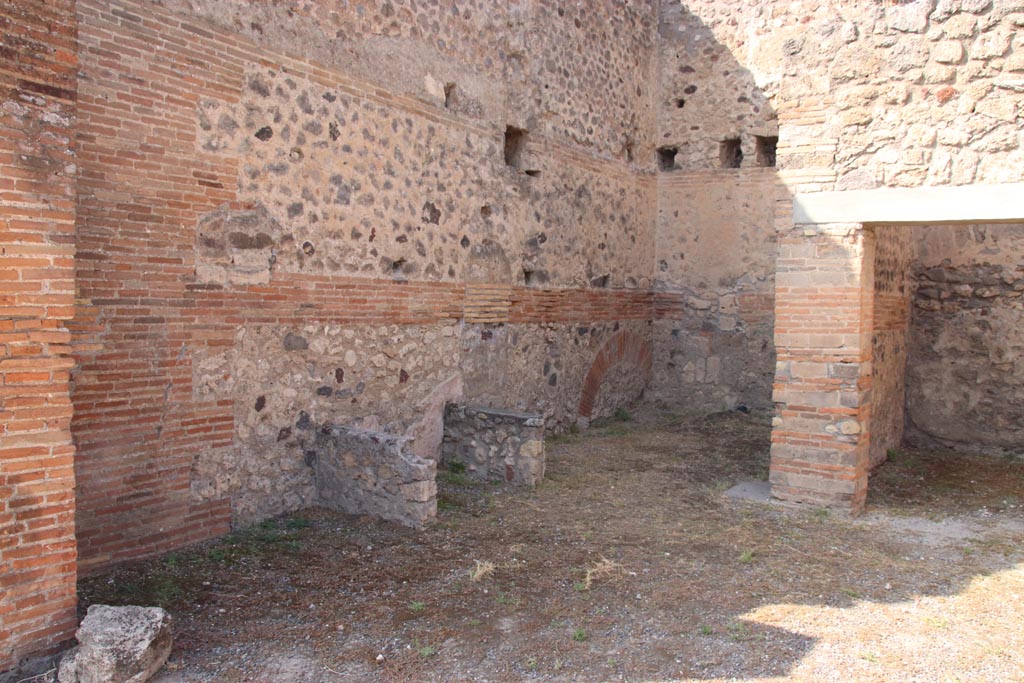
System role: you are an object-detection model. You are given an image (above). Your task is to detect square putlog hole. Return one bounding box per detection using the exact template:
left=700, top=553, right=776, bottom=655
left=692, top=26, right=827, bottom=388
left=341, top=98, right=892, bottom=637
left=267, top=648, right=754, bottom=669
left=504, top=126, right=527, bottom=168
left=657, top=146, right=678, bottom=171
left=719, top=137, right=743, bottom=169
left=756, top=135, right=778, bottom=167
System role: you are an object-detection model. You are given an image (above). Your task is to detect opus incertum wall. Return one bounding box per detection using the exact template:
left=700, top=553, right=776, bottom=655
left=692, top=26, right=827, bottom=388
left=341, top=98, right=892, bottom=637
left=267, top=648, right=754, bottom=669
left=769, top=183, right=1024, bottom=513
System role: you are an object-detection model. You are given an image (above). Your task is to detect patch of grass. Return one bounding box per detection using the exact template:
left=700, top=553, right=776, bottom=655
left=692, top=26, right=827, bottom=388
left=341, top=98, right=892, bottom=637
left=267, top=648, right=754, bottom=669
left=739, top=549, right=755, bottom=564
left=408, top=600, right=425, bottom=612
left=967, top=535, right=1020, bottom=557
left=699, top=625, right=714, bottom=636
left=211, top=516, right=307, bottom=564
left=886, top=449, right=926, bottom=472
left=149, top=575, right=183, bottom=605
left=841, top=587, right=860, bottom=599
left=470, top=560, right=496, bottom=582
left=726, top=622, right=750, bottom=641
left=613, top=407, right=633, bottom=422
left=439, top=470, right=475, bottom=487
left=572, top=628, right=588, bottom=642
left=437, top=493, right=462, bottom=512
left=496, top=591, right=520, bottom=607
left=547, top=432, right=577, bottom=445
left=102, top=574, right=185, bottom=609
left=284, top=516, right=312, bottom=530
left=447, top=461, right=467, bottom=473
left=601, top=425, right=628, bottom=437
left=417, top=644, right=437, bottom=658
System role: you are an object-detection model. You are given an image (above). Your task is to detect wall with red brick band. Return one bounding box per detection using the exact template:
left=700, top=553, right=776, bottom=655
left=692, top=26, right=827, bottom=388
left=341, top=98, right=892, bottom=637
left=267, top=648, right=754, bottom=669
left=64, top=0, right=666, bottom=597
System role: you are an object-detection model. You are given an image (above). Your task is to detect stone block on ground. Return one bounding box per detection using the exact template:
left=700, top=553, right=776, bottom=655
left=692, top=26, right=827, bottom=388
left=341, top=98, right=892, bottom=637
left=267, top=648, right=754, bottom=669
left=58, top=605, right=172, bottom=683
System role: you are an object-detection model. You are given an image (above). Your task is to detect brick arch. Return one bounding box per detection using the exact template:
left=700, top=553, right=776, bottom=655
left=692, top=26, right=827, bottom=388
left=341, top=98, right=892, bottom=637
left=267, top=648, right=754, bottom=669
left=578, top=331, right=654, bottom=418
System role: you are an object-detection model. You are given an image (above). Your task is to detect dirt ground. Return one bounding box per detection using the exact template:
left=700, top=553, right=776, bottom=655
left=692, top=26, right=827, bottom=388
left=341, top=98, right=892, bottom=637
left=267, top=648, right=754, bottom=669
left=77, top=406, right=1024, bottom=683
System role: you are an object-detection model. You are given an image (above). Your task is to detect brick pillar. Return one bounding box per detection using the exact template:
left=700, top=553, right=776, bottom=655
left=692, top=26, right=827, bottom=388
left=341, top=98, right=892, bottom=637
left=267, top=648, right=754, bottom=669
left=1, top=0, right=79, bottom=671
left=769, top=223, right=874, bottom=513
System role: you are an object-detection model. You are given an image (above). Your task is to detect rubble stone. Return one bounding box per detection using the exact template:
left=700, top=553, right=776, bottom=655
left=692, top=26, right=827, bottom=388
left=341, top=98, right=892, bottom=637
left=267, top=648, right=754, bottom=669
left=58, top=606, right=172, bottom=683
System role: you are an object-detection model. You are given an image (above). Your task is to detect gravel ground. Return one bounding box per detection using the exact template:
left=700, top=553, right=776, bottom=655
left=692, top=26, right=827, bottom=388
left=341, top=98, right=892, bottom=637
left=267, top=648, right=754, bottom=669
left=77, top=406, right=1024, bottom=683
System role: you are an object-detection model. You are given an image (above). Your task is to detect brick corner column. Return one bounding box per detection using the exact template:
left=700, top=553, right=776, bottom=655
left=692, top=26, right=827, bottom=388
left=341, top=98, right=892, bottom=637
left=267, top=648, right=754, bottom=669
left=1, top=0, right=80, bottom=672
left=769, top=222, right=874, bottom=514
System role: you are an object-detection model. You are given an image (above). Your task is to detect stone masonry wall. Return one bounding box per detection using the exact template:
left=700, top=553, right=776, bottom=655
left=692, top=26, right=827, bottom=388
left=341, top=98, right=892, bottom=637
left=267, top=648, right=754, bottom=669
left=461, top=320, right=653, bottom=431
left=442, top=404, right=545, bottom=486
left=68, top=0, right=661, bottom=575
left=650, top=171, right=779, bottom=412
left=164, top=0, right=660, bottom=163
left=905, top=223, right=1024, bottom=454
left=869, top=225, right=915, bottom=469
left=654, top=0, right=1024, bottom=419
left=674, top=0, right=1024, bottom=193
left=0, top=0, right=80, bottom=671
left=650, top=4, right=783, bottom=413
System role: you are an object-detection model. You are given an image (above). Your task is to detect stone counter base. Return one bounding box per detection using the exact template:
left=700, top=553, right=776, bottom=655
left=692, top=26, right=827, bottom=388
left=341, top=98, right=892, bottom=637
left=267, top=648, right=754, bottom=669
left=314, top=427, right=437, bottom=527
left=442, top=404, right=546, bottom=486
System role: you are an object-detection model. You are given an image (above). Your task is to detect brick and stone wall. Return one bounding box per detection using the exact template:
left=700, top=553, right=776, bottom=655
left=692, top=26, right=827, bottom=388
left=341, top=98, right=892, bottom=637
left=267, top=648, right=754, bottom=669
left=648, top=3, right=783, bottom=413
left=0, top=0, right=79, bottom=671
left=67, top=0, right=661, bottom=578
left=653, top=0, right=1024, bottom=423
left=869, top=226, right=915, bottom=469
left=905, top=223, right=1024, bottom=455
left=769, top=223, right=875, bottom=511
left=650, top=171, right=780, bottom=413
left=665, top=0, right=1024, bottom=511
left=442, top=404, right=545, bottom=486
left=4, top=0, right=1024, bottom=668
left=576, top=328, right=653, bottom=422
